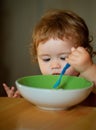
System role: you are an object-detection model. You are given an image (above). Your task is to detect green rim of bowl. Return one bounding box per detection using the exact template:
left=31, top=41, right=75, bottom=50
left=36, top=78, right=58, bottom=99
left=16, top=75, right=93, bottom=90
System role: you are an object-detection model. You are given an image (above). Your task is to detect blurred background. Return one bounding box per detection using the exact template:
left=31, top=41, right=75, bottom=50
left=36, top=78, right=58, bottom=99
left=0, top=0, right=96, bottom=96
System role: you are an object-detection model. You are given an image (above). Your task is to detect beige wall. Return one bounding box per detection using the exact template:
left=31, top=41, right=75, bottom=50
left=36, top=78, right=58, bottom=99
left=0, top=0, right=96, bottom=90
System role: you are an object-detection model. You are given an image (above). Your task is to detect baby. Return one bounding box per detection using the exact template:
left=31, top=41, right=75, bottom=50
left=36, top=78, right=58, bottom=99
left=3, top=9, right=96, bottom=101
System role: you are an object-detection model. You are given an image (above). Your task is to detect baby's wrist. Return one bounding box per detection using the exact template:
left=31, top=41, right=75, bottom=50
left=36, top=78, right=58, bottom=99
left=80, top=63, right=96, bottom=80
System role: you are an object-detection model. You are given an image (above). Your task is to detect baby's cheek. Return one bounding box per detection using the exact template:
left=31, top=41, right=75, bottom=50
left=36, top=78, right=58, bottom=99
left=65, top=67, right=79, bottom=76
left=40, top=67, right=50, bottom=75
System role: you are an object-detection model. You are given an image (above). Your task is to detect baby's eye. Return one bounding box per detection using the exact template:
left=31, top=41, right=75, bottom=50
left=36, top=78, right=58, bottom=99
left=60, top=55, right=69, bottom=60
left=42, top=58, right=50, bottom=62
left=60, top=57, right=66, bottom=60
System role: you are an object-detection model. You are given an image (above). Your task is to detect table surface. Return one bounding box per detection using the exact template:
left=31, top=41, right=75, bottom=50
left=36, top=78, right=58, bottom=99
left=0, top=97, right=96, bottom=130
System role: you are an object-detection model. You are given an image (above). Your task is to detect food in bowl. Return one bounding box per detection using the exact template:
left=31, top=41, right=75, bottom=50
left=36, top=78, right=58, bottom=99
left=15, top=75, right=93, bottom=110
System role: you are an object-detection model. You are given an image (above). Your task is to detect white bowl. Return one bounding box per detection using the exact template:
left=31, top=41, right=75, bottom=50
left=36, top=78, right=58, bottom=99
left=16, top=75, right=93, bottom=110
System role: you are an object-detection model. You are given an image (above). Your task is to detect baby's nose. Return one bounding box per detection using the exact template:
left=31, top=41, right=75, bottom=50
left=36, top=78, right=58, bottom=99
left=50, top=61, right=61, bottom=69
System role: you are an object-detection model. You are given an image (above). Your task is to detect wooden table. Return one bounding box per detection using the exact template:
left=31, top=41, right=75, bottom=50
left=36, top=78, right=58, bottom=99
left=0, top=97, right=96, bottom=130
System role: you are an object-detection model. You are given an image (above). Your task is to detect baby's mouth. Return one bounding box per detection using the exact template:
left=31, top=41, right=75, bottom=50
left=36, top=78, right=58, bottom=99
left=52, top=73, right=60, bottom=75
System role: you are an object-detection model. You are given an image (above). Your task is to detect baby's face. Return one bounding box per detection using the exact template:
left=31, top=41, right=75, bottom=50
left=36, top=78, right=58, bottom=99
left=37, top=38, right=79, bottom=76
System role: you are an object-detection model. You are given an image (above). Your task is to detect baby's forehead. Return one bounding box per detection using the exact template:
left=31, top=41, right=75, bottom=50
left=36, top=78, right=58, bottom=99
left=40, top=35, right=76, bottom=42
left=37, top=38, right=74, bottom=53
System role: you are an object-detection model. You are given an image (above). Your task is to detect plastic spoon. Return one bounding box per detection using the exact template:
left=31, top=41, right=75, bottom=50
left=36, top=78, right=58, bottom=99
left=53, top=63, right=70, bottom=88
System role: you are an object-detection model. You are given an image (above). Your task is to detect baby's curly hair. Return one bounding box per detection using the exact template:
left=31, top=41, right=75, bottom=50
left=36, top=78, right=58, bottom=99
left=30, top=9, right=96, bottom=62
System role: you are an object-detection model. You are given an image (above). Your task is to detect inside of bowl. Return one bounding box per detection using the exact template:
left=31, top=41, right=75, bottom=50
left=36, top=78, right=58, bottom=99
left=17, top=75, right=93, bottom=90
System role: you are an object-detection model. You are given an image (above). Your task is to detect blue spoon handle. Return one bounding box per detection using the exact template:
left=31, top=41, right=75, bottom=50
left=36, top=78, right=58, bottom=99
left=53, top=63, right=70, bottom=88
left=61, top=63, right=70, bottom=75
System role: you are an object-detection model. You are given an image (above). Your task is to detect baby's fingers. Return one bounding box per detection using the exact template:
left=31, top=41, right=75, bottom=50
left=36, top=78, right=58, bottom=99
left=13, top=91, right=21, bottom=98
left=3, top=83, right=15, bottom=97
left=3, top=83, right=10, bottom=93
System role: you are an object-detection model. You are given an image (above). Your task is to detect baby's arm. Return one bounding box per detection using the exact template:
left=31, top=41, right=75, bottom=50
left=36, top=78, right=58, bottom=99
left=3, top=83, right=21, bottom=98
left=66, top=47, right=96, bottom=87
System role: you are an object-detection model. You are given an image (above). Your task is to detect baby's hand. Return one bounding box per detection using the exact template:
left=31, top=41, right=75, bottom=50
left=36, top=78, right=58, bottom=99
left=66, top=47, right=93, bottom=73
left=3, top=83, right=21, bottom=98
left=66, top=47, right=96, bottom=89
